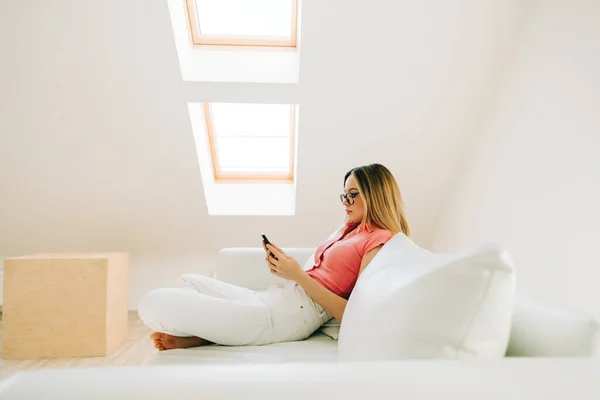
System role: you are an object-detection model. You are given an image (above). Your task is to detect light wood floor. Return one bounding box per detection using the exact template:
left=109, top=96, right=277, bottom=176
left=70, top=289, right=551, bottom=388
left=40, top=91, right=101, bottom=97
left=0, top=311, right=155, bottom=379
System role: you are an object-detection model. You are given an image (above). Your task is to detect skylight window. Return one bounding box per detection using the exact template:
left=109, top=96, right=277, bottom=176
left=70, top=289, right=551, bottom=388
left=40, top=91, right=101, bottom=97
left=203, top=103, right=296, bottom=182
left=186, top=0, right=298, bottom=47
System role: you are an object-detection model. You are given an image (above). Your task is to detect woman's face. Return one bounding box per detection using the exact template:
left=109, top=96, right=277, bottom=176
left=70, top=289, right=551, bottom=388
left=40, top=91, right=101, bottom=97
left=342, top=174, right=365, bottom=223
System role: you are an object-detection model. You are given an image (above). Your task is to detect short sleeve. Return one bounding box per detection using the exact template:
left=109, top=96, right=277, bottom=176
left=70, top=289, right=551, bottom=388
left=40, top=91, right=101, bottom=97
left=363, top=229, right=393, bottom=254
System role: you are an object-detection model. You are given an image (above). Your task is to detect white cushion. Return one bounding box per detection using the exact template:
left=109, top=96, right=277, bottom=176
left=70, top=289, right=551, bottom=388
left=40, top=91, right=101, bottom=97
left=327, top=296, right=600, bottom=354
left=153, top=332, right=337, bottom=364
left=506, top=293, right=600, bottom=357
left=338, top=233, right=515, bottom=361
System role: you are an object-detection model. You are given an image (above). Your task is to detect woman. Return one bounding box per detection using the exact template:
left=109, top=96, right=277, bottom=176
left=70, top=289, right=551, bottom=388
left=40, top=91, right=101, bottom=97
left=138, top=163, right=410, bottom=350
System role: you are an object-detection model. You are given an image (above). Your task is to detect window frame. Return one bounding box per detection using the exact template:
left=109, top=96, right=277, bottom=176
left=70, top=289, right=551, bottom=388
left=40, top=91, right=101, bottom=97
left=185, top=0, right=299, bottom=48
left=202, top=103, right=296, bottom=183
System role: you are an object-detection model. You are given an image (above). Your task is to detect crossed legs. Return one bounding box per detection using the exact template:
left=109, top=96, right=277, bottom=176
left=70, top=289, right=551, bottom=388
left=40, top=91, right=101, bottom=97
left=138, top=274, right=271, bottom=350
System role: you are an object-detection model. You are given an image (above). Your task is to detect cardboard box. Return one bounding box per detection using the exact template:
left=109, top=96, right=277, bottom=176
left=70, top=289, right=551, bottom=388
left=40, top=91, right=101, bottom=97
left=2, top=253, right=129, bottom=360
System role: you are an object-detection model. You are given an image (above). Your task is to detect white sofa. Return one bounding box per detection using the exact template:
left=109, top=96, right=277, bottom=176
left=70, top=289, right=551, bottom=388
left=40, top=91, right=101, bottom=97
left=1, top=247, right=599, bottom=399
left=214, top=247, right=600, bottom=358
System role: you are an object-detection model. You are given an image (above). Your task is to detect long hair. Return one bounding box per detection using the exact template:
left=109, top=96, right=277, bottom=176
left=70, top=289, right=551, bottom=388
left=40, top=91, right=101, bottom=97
left=340, top=163, right=411, bottom=237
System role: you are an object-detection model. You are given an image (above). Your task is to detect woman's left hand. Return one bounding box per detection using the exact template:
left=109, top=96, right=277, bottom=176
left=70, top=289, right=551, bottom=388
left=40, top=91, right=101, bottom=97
left=266, top=243, right=307, bottom=283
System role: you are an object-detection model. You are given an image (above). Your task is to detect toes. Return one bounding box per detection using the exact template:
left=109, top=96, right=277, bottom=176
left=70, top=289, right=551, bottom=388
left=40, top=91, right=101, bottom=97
left=150, top=331, right=163, bottom=340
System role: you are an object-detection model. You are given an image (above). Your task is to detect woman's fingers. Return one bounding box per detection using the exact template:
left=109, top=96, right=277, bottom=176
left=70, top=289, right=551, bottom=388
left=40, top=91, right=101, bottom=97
left=266, top=244, right=285, bottom=259
left=262, top=242, right=270, bottom=255
left=269, top=262, right=278, bottom=274
left=270, top=243, right=285, bottom=254
left=267, top=254, right=278, bottom=267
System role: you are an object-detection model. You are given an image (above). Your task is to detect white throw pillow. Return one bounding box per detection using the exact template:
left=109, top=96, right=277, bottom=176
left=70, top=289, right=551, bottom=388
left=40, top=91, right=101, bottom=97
left=338, top=233, right=516, bottom=361
left=506, top=294, right=600, bottom=357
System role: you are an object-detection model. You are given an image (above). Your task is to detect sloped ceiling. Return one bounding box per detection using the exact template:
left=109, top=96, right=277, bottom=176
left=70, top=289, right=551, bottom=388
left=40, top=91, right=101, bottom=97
left=0, top=0, right=527, bottom=262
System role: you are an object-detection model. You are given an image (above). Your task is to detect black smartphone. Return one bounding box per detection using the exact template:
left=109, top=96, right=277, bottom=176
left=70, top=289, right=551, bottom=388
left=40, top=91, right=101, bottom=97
left=261, top=233, right=271, bottom=246
left=261, top=233, right=276, bottom=258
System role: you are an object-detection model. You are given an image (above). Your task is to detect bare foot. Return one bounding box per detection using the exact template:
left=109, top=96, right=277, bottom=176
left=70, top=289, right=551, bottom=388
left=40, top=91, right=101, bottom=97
left=150, top=331, right=212, bottom=351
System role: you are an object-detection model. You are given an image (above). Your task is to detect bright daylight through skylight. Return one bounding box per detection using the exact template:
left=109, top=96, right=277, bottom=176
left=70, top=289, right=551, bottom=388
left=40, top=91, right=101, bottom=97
left=194, top=0, right=294, bottom=39
left=210, top=103, right=293, bottom=174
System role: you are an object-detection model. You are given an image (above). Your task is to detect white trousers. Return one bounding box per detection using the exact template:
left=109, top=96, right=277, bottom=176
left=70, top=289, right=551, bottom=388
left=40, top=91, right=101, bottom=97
left=138, top=274, right=332, bottom=346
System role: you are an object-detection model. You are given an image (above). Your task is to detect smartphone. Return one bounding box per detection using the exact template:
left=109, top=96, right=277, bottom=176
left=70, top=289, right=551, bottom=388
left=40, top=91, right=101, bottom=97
left=261, top=233, right=276, bottom=258
left=261, top=233, right=271, bottom=246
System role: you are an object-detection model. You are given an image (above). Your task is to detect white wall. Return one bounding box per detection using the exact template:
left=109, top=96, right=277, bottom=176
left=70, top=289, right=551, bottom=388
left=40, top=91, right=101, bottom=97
left=0, top=0, right=526, bottom=308
left=433, top=0, right=600, bottom=319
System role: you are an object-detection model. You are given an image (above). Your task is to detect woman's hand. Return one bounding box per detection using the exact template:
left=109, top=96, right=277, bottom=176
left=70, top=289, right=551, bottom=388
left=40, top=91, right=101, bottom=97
left=264, top=243, right=307, bottom=283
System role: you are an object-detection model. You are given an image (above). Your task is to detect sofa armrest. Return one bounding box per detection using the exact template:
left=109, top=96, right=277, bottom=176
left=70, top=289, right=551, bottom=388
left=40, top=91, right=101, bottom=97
left=216, top=247, right=316, bottom=291
left=507, top=293, right=600, bottom=357
left=3, top=360, right=600, bottom=398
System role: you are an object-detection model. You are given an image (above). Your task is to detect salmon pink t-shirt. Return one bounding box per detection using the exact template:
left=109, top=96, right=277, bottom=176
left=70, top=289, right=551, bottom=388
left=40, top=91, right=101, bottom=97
left=306, top=222, right=393, bottom=299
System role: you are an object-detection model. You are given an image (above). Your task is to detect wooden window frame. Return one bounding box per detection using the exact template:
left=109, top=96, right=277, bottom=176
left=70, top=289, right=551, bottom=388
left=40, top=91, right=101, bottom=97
left=185, top=0, right=298, bottom=48
left=203, top=103, right=296, bottom=184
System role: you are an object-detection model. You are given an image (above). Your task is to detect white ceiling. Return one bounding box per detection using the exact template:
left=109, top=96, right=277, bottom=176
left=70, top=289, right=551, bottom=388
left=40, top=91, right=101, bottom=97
left=0, top=0, right=528, bottom=260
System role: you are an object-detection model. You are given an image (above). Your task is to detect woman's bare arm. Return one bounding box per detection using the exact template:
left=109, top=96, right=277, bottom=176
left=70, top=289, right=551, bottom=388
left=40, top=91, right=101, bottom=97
left=295, top=245, right=383, bottom=321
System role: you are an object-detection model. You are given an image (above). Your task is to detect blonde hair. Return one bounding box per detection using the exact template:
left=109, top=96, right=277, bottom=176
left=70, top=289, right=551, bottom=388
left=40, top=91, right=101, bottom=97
left=340, top=163, right=411, bottom=237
